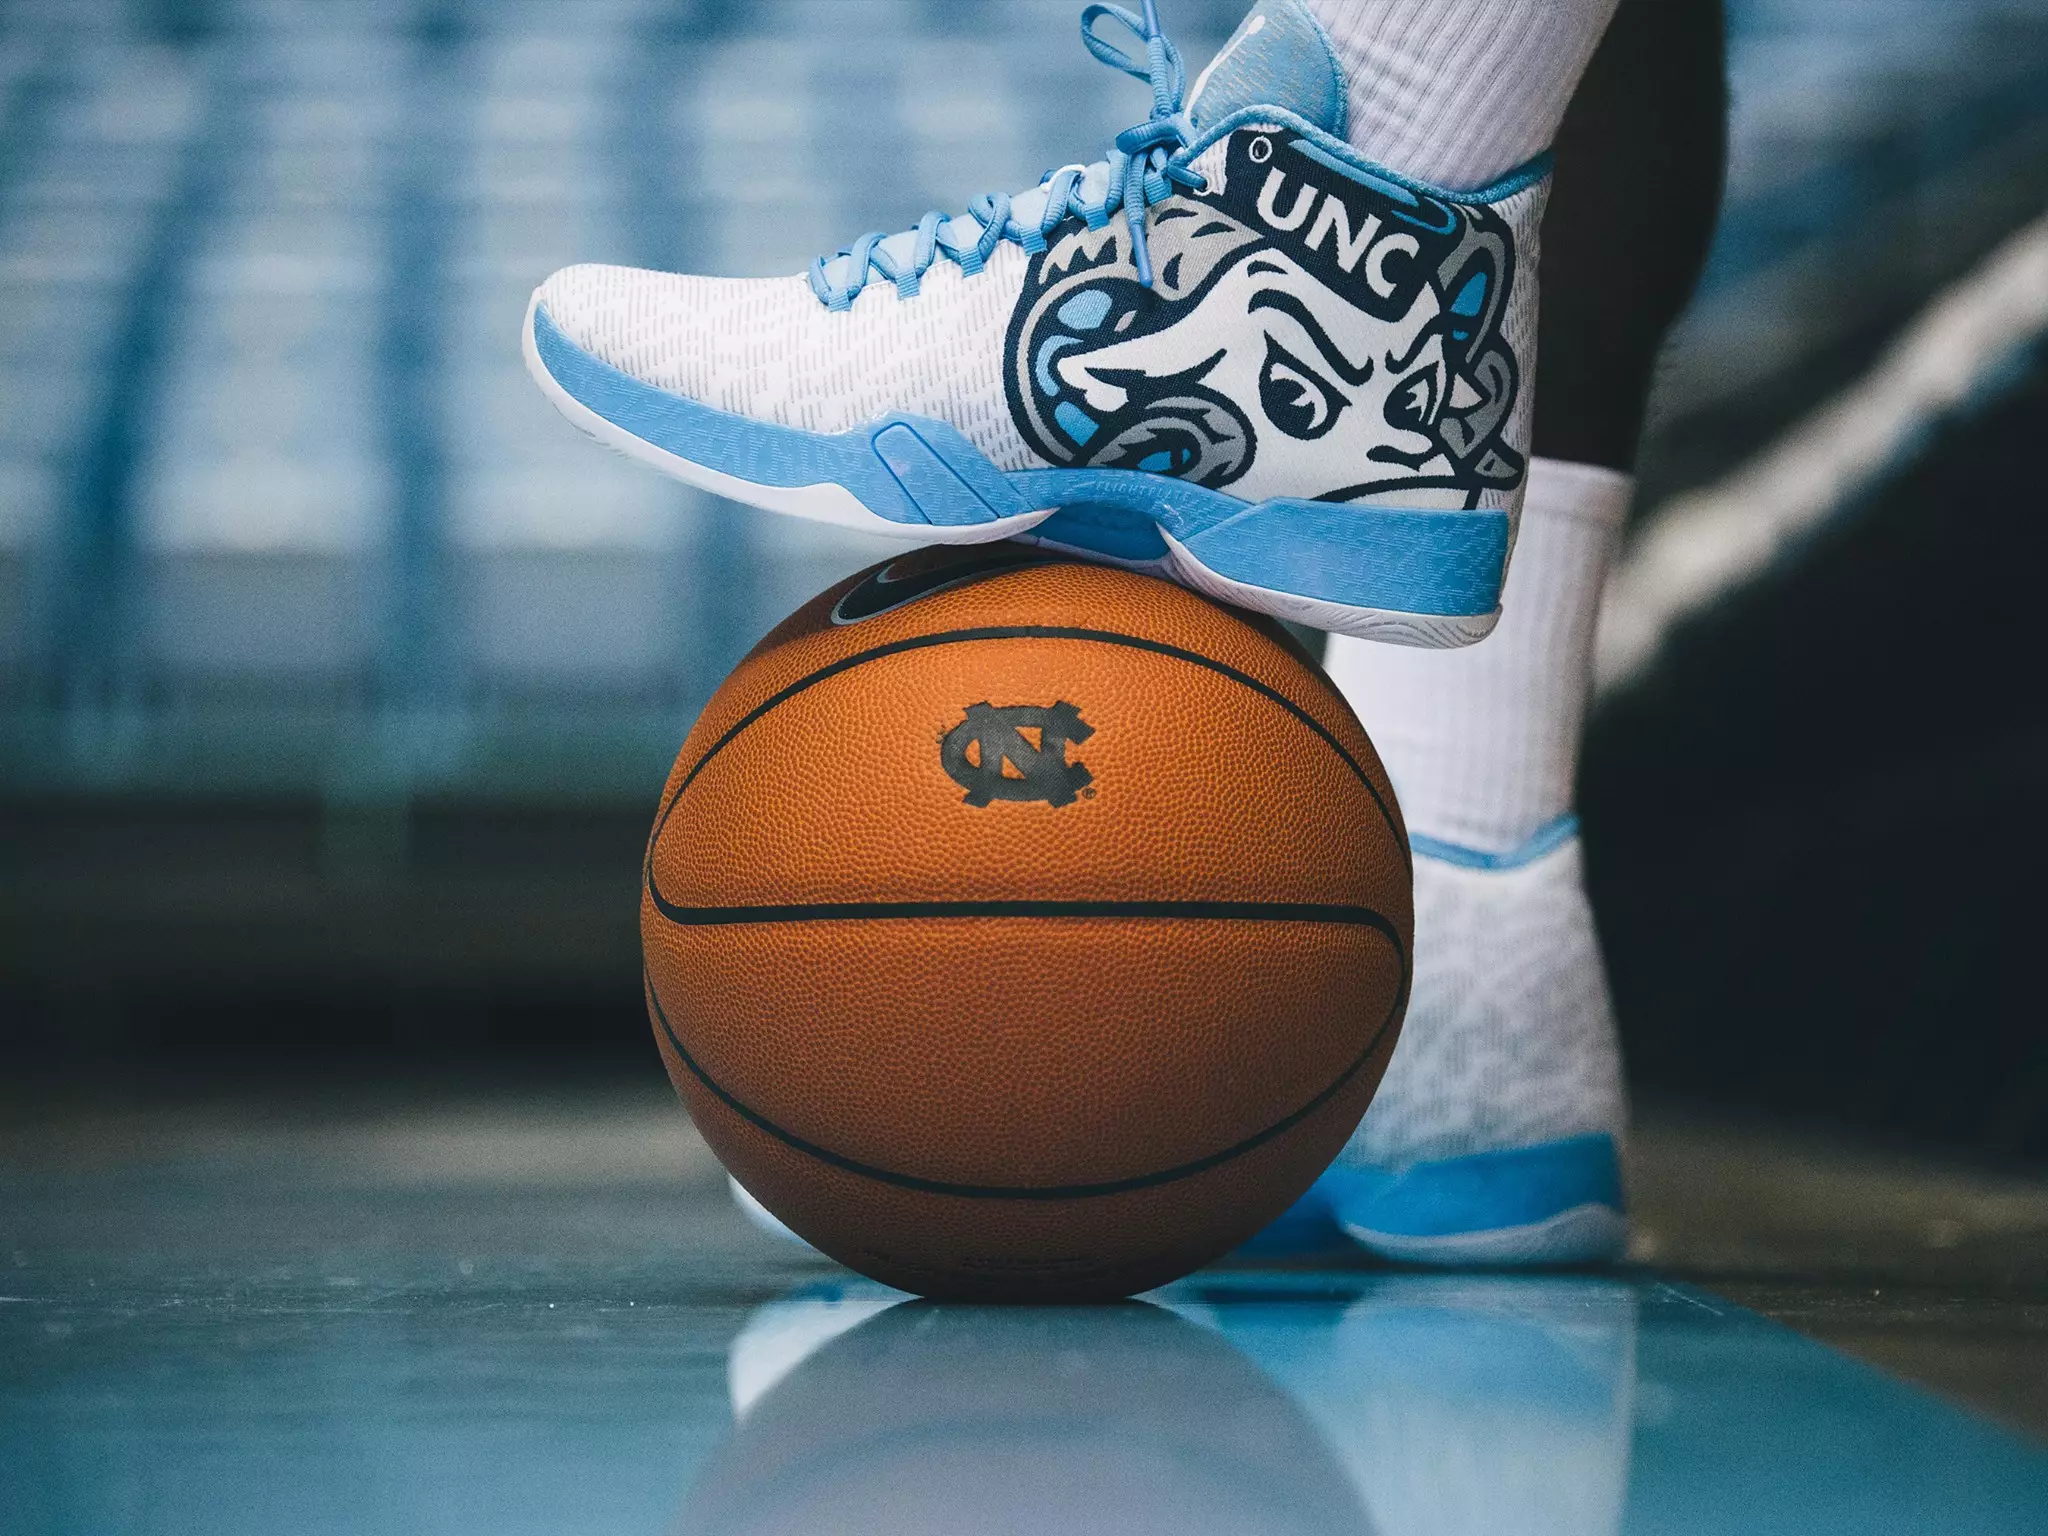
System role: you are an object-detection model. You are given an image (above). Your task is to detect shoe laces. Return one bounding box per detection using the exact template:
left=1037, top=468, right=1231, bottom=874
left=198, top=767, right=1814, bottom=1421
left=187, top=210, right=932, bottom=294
left=807, top=0, right=1208, bottom=311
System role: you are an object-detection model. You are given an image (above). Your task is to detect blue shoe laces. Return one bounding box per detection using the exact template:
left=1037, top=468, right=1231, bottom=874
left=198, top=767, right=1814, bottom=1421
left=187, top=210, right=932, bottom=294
left=808, top=0, right=1208, bottom=311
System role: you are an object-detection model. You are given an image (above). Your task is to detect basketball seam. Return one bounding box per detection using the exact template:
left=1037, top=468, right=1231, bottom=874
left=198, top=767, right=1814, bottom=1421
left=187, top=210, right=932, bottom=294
left=644, top=621, right=1411, bottom=1201
left=647, top=896, right=1398, bottom=926
left=645, top=927, right=1408, bottom=1200
left=645, top=624, right=1407, bottom=900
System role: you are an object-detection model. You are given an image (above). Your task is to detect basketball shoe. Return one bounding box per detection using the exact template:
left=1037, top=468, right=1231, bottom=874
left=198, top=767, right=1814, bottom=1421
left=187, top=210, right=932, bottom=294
left=1244, top=833, right=1628, bottom=1265
left=1246, top=458, right=1631, bottom=1266
left=524, top=0, right=1549, bottom=646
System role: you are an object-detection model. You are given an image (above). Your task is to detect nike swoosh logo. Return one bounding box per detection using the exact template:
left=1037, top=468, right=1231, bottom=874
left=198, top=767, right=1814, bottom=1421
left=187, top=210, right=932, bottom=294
left=830, top=545, right=1056, bottom=624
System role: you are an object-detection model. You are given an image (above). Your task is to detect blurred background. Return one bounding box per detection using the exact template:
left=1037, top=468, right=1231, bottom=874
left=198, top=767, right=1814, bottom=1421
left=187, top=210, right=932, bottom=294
left=1, top=0, right=2045, bottom=1166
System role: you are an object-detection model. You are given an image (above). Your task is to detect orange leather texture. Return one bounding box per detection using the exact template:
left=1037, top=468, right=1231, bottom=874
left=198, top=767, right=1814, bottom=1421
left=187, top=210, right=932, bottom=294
left=644, top=545, right=1412, bottom=1300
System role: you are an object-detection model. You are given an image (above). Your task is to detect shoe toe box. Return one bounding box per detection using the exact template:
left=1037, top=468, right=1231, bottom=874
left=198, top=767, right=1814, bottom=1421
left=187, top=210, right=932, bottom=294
left=531, top=261, right=670, bottom=376
left=531, top=261, right=822, bottom=406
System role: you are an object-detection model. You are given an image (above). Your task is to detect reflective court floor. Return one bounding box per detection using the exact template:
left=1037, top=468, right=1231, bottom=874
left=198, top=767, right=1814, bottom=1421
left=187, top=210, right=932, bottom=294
left=4, top=1080, right=2047, bottom=1535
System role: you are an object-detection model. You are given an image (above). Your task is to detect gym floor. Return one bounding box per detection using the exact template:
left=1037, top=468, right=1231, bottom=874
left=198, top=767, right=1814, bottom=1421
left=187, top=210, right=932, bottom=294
left=5, top=1075, right=2044, bottom=1534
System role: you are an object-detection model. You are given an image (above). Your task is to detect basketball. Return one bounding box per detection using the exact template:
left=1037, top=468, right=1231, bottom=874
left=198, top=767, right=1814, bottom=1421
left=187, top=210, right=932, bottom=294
left=642, top=544, right=1412, bottom=1301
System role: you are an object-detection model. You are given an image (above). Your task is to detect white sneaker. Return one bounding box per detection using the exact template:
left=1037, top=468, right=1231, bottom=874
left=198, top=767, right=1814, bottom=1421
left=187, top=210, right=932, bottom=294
left=1247, top=827, right=1629, bottom=1266
left=524, top=0, right=1550, bottom=646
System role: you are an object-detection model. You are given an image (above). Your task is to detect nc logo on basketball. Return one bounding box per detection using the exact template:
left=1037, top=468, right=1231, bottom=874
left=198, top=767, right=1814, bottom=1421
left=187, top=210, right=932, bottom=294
left=940, top=701, right=1094, bottom=808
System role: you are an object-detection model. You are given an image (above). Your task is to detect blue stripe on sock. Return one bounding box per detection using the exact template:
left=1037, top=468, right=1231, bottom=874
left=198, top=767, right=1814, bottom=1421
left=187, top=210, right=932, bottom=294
left=1409, top=814, right=1579, bottom=871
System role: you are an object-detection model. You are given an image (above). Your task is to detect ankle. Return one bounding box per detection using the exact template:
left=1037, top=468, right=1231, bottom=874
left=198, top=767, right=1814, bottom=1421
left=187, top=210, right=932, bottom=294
left=1327, top=457, right=1629, bottom=855
left=1299, top=0, right=1617, bottom=190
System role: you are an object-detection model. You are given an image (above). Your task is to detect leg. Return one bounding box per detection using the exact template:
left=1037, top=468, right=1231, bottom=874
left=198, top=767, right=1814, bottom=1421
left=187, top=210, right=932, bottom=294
left=1303, top=0, right=1621, bottom=191
left=1277, top=0, right=1729, bottom=1264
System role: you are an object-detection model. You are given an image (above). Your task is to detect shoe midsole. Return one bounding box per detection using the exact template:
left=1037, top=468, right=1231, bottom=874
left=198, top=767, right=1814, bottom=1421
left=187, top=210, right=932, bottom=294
left=528, top=300, right=1509, bottom=620
left=1320, top=1131, right=1626, bottom=1241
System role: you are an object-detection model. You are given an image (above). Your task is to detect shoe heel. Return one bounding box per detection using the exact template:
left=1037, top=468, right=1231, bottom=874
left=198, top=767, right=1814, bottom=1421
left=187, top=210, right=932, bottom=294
left=1321, top=1132, right=1629, bottom=1268
left=1170, top=498, right=1511, bottom=642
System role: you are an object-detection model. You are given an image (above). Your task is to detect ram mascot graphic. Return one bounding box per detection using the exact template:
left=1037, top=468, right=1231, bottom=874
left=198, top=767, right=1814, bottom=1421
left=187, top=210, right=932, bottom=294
left=1004, top=129, right=1527, bottom=509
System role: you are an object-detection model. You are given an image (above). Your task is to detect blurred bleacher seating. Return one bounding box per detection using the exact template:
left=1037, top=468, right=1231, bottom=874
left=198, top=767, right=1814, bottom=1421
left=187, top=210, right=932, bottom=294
left=3, top=0, right=2047, bottom=1158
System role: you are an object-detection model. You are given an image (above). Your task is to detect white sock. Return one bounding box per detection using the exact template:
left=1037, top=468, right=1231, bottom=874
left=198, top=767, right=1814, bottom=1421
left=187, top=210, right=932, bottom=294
left=1301, top=0, right=1619, bottom=189
left=1325, top=457, right=1629, bottom=856
left=1325, top=457, right=1632, bottom=1168
left=1342, top=838, right=1626, bottom=1165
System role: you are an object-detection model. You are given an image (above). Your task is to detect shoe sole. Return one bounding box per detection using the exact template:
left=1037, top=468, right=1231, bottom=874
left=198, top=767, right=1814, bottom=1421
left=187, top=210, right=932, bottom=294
left=738, top=1173, right=1624, bottom=1272
left=524, top=295, right=1506, bottom=646
left=1301, top=1132, right=1629, bottom=1268
left=1341, top=1202, right=1628, bottom=1267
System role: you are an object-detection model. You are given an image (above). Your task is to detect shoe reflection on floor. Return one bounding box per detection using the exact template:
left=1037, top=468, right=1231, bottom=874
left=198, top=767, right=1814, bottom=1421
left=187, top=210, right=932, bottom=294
left=699, top=1274, right=1636, bottom=1536
left=1178, top=1276, right=1635, bottom=1536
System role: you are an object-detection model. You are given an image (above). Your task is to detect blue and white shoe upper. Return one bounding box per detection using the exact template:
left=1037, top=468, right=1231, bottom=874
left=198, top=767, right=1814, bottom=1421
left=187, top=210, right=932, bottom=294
left=1247, top=827, right=1629, bottom=1266
left=524, top=0, right=1550, bottom=646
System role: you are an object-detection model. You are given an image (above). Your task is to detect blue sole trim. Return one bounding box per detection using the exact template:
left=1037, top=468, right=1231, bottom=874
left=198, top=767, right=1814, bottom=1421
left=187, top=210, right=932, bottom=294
left=1324, top=1132, right=1625, bottom=1241
left=1171, top=497, right=1507, bottom=618
left=532, top=303, right=1032, bottom=528
left=1410, top=815, right=1580, bottom=872
left=1239, top=1132, right=1625, bottom=1257
left=1025, top=501, right=1171, bottom=562
left=534, top=302, right=1510, bottom=620
left=1230, top=1190, right=1352, bottom=1257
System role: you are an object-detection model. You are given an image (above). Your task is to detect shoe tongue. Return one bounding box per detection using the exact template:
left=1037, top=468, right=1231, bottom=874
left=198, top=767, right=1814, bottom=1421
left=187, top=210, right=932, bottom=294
left=1187, top=0, right=1346, bottom=137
